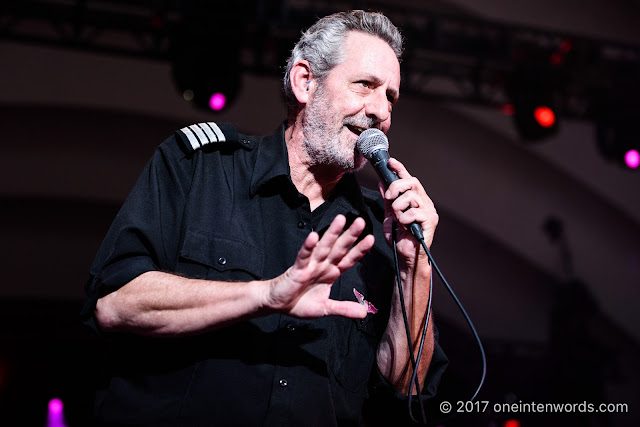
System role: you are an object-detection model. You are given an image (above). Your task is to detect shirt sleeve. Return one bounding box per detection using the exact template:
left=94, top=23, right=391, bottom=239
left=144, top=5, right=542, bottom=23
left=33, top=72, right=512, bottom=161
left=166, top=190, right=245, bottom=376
left=80, top=136, right=193, bottom=333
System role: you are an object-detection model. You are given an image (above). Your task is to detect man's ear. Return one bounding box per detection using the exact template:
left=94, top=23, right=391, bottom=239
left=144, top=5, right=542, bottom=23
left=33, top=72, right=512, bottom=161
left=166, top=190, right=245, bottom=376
left=290, top=60, right=314, bottom=105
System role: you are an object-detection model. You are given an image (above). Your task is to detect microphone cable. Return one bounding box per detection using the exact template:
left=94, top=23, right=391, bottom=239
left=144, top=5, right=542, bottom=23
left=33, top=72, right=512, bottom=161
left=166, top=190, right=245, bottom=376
left=391, top=223, right=429, bottom=423
left=391, top=221, right=487, bottom=425
left=355, top=127, right=486, bottom=423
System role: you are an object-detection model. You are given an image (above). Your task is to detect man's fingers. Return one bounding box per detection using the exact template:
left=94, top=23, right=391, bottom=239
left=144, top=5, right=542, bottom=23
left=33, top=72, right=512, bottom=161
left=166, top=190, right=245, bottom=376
left=294, top=231, right=319, bottom=269
left=336, top=234, right=374, bottom=271
left=391, top=192, right=420, bottom=213
left=312, top=214, right=347, bottom=261
left=387, top=157, right=411, bottom=179
left=386, top=177, right=425, bottom=202
left=326, top=217, right=367, bottom=263
left=292, top=215, right=374, bottom=291
left=325, top=299, right=368, bottom=319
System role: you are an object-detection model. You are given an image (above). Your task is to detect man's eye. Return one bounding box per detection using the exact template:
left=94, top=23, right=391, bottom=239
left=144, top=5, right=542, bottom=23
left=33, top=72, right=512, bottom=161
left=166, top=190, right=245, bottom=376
left=357, top=81, right=371, bottom=88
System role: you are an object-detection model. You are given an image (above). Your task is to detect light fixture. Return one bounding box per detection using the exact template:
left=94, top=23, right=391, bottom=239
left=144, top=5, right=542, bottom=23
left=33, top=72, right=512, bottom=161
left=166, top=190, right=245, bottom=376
left=507, top=64, right=560, bottom=141
left=594, top=61, right=640, bottom=170
left=170, top=4, right=244, bottom=112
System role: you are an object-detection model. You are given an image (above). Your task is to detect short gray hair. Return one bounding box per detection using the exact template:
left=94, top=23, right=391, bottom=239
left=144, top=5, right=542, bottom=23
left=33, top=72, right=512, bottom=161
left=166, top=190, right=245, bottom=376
left=283, top=10, right=403, bottom=113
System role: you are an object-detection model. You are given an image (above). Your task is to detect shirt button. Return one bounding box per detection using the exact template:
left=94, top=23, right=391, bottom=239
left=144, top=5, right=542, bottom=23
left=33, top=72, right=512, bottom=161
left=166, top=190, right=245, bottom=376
left=286, top=323, right=296, bottom=332
left=218, top=257, right=227, bottom=265
left=298, top=221, right=306, bottom=228
left=279, top=379, right=288, bottom=387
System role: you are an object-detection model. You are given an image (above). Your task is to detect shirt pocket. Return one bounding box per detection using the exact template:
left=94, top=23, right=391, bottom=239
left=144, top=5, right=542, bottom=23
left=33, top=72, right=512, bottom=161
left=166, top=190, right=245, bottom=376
left=176, top=227, right=264, bottom=280
left=329, top=312, right=378, bottom=394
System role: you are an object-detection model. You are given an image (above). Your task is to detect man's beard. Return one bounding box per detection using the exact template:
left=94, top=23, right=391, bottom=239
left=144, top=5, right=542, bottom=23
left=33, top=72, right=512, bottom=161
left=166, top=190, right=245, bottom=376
left=301, top=84, right=371, bottom=173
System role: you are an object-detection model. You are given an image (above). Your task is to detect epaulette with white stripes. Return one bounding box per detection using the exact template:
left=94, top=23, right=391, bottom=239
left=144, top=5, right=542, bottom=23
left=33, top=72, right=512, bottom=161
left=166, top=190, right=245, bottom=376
left=176, top=122, right=241, bottom=152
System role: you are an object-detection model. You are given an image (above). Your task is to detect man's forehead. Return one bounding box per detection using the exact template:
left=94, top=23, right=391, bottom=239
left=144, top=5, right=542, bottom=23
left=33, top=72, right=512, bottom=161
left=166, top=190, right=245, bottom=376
left=343, top=31, right=398, bottom=58
left=342, top=32, right=401, bottom=82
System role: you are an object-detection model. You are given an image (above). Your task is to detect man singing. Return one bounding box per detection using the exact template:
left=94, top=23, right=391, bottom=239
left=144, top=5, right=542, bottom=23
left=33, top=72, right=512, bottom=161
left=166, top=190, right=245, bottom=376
left=82, top=10, right=447, bottom=426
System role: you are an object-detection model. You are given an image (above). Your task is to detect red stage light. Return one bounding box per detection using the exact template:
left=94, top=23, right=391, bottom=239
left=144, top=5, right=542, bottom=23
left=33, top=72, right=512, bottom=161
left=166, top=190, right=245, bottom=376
left=559, top=39, right=573, bottom=53
left=501, top=103, right=515, bottom=115
left=550, top=52, right=564, bottom=66
left=504, top=419, right=521, bottom=427
left=534, top=106, right=556, bottom=128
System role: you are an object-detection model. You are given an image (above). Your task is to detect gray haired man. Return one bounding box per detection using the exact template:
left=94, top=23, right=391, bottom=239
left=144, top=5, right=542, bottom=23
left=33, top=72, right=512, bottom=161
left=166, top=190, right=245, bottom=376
left=84, top=10, right=447, bottom=426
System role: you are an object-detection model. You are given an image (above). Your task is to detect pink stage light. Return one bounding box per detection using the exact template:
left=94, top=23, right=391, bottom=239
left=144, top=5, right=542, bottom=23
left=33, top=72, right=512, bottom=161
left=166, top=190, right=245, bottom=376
left=209, top=93, right=227, bottom=111
left=47, top=398, right=67, bottom=427
left=624, top=149, right=639, bottom=169
left=48, top=398, right=63, bottom=415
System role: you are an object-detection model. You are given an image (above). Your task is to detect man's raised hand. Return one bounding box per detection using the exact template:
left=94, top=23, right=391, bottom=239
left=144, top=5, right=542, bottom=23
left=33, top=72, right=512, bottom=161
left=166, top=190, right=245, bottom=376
left=263, top=214, right=374, bottom=319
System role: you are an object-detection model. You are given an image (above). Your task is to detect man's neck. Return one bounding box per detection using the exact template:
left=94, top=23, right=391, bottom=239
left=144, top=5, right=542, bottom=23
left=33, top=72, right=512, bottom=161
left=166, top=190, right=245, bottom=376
left=285, top=118, right=344, bottom=211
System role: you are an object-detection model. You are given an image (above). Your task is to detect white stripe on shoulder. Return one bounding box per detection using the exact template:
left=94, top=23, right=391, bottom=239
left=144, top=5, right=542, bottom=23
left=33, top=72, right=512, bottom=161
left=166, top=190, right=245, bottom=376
left=198, top=123, right=217, bottom=143
left=180, top=126, right=201, bottom=150
left=189, top=124, right=209, bottom=145
left=206, top=122, right=226, bottom=142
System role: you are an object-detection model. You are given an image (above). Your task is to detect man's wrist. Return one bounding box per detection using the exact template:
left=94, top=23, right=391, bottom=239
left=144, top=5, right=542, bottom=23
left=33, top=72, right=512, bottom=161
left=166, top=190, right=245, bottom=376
left=251, top=273, right=288, bottom=316
left=251, top=278, right=272, bottom=315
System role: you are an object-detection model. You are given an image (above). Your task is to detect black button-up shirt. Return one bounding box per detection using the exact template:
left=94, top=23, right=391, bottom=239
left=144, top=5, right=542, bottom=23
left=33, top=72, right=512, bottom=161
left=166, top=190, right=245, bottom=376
left=82, top=124, right=447, bottom=426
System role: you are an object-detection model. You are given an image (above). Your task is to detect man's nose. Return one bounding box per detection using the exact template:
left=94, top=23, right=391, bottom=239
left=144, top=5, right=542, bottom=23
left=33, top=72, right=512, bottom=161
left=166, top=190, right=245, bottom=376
left=364, top=90, right=390, bottom=124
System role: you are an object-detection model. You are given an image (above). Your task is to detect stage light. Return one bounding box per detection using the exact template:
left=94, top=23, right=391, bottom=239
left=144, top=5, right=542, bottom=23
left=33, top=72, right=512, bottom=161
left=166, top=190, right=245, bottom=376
left=595, top=103, right=640, bottom=170
left=625, top=149, right=640, bottom=169
left=512, top=95, right=559, bottom=141
left=171, top=4, right=243, bottom=112
left=504, top=420, right=521, bottom=427
left=501, top=103, right=515, bottom=115
left=172, top=45, right=242, bottom=112
left=596, top=119, right=640, bottom=169
left=534, top=106, right=556, bottom=128
left=507, top=64, right=560, bottom=141
left=48, top=398, right=63, bottom=415
left=550, top=52, right=563, bottom=66
left=558, top=39, right=573, bottom=54
left=594, top=61, right=640, bottom=170
left=46, top=398, right=67, bottom=427
left=209, top=93, right=227, bottom=111
left=182, top=90, right=194, bottom=102
left=549, top=38, right=573, bottom=66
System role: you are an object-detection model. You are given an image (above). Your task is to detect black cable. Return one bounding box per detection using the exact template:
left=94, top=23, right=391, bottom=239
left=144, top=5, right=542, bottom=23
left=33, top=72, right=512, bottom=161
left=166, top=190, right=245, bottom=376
left=420, top=239, right=487, bottom=403
left=392, top=225, right=487, bottom=425
left=392, top=223, right=427, bottom=423
left=407, top=269, right=432, bottom=423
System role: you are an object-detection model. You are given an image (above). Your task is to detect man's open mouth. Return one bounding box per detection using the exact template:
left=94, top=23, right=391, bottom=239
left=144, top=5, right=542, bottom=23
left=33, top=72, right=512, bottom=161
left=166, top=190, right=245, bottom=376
left=346, top=125, right=367, bottom=136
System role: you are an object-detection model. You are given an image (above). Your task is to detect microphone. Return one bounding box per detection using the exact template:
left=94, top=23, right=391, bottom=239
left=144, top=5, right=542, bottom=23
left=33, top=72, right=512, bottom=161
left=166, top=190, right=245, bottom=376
left=357, top=128, right=424, bottom=241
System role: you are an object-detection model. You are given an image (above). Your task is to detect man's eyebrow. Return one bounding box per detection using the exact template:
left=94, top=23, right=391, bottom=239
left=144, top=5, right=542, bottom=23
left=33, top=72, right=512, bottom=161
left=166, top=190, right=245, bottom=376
left=387, top=87, right=399, bottom=103
left=360, top=74, right=399, bottom=102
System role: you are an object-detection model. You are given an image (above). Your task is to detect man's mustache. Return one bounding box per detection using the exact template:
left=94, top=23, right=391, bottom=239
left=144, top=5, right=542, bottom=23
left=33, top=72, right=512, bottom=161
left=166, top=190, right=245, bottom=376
left=342, top=115, right=375, bottom=130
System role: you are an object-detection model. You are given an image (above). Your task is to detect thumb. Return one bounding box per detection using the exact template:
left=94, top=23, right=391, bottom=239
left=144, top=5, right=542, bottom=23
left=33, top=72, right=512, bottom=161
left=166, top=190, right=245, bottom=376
left=325, top=299, right=368, bottom=319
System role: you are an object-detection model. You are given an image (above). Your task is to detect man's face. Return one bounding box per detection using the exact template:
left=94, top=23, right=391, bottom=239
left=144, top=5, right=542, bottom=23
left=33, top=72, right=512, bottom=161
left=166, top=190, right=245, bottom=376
left=302, top=31, right=401, bottom=173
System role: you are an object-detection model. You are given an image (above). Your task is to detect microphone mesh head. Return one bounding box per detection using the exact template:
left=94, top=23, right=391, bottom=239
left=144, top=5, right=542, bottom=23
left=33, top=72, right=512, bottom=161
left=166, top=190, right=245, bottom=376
left=357, top=128, right=389, bottom=159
